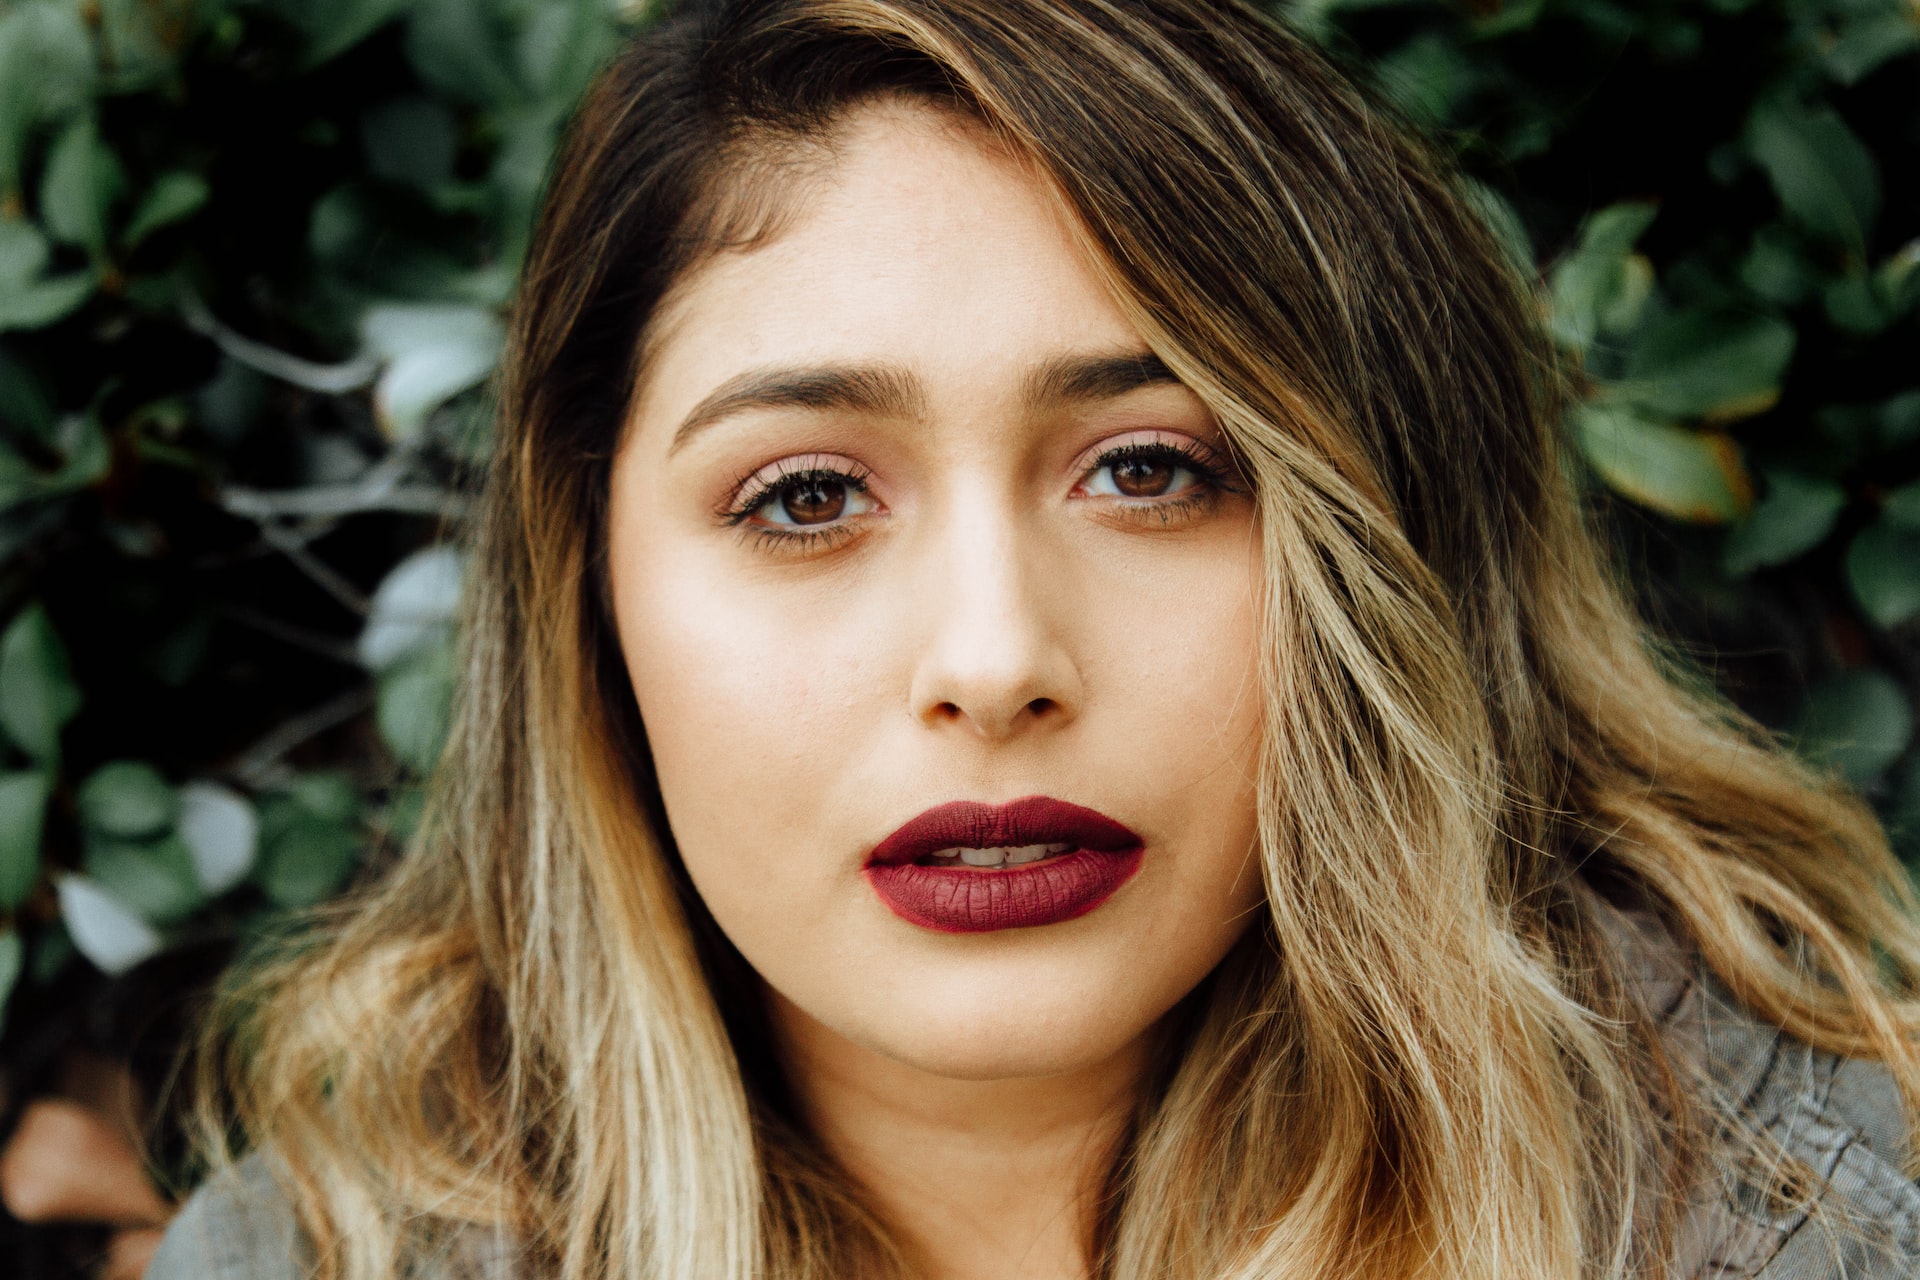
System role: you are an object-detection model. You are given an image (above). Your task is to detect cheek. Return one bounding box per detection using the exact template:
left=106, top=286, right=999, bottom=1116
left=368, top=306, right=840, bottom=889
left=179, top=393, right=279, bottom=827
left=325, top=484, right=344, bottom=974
left=606, top=521, right=895, bottom=944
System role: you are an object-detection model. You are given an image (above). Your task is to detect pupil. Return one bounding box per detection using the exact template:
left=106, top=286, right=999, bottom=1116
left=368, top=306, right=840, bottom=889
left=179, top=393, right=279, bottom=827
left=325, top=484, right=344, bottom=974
left=1114, top=457, right=1174, bottom=497
left=782, top=478, right=847, bottom=524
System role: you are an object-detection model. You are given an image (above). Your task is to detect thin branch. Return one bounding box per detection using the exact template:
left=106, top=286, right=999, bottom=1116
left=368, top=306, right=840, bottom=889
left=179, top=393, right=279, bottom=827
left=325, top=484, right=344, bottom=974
left=258, top=522, right=371, bottom=616
left=220, top=483, right=468, bottom=521
left=180, top=292, right=378, bottom=394
left=219, top=606, right=362, bottom=666
left=227, top=686, right=377, bottom=788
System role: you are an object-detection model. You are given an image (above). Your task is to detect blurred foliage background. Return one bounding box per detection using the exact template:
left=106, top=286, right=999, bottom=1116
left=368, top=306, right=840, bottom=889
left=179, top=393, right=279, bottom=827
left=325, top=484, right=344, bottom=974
left=0, top=0, right=1912, bottom=1271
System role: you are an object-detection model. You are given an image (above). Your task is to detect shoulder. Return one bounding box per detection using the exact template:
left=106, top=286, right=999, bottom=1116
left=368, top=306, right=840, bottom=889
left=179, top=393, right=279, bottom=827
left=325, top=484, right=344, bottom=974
left=148, top=1152, right=308, bottom=1280
left=149, top=1150, right=527, bottom=1280
left=1598, top=905, right=1920, bottom=1280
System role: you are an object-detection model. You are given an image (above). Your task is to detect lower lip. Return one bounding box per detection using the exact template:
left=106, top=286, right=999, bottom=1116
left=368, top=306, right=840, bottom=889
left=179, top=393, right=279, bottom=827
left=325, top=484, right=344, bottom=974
left=864, top=846, right=1145, bottom=933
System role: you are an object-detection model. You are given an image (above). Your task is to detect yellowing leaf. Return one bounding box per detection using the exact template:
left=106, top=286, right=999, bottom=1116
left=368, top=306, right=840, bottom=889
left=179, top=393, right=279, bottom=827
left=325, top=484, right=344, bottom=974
left=1575, top=402, right=1752, bottom=523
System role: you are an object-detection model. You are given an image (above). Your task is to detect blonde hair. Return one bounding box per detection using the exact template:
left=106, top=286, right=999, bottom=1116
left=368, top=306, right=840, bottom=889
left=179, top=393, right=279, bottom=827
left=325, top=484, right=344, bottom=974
left=196, top=1, right=1920, bottom=1277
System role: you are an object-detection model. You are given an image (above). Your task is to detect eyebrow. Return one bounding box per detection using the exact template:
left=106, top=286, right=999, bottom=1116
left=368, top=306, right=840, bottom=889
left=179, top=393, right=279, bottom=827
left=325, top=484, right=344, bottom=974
left=666, top=349, right=1180, bottom=457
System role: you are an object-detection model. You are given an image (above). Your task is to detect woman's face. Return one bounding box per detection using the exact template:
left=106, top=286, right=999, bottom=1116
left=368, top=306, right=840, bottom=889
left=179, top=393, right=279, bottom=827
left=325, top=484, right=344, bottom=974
left=609, top=101, right=1265, bottom=1081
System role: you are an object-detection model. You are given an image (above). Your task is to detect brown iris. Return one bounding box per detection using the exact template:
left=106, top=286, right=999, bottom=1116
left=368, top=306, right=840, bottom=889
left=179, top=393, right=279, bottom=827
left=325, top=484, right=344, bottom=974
left=1110, top=455, right=1177, bottom=497
left=779, top=477, right=849, bottom=524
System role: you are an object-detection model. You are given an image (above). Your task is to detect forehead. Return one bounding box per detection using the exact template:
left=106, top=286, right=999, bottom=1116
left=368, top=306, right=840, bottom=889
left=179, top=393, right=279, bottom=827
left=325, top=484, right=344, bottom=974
left=627, top=100, right=1145, bottom=436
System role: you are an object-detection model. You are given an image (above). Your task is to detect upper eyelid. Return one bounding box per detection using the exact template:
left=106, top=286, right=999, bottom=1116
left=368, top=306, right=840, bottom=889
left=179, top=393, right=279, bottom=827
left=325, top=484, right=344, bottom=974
left=722, top=454, right=873, bottom=517
left=1076, top=434, right=1235, bottom=486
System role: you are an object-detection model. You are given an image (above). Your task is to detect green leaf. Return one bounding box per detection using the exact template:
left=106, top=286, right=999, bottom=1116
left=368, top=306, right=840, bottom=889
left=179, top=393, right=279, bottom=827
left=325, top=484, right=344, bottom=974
left=77, top=761, right=176, bottom=837
left=287, top=0, right=415, bottom=68
left=39, top=115, right=125, bottom=256
left=1739, top=224, right=1820, bottom=307
left=361, top=98, right=458, bottom=190
left=250, top=773, right=365, bottom=909
left=256, top=811, right=362, bottom=908
left=1575, top=401, right=1751, bottom=524
left=46, top=412, right=108, bottom=493
left=95, top=0, right=202, bottom=93
left=515, top=0, right=621, bottom=108
left=83, top=832, right=203, bottom=924
left=1548, top=202, right=1658, bottom=350
left=0, top=341, right=55, bottom=436
left=405, top=0, right=524, bottom=107
left=1461, top=179, right=1533, bottom=279
left=120, top=171, right=209, bottom=250
left=0, top=220, right=95, bottom=331
left=0, top=603, right=80, bottom=763
left=1795, top=670, right=1913, bottom=786
left=1372, top=33, right=1477, bottom=127
left=0, top=2, right=96, bottom=193
left=1847, top=521, right=1920, bottom=628
left=0, top=438, right=39, bottom=507
left=0, top=269, right=95, bottom=331
left=1616, top=309, right=1796, bottom=421
left=1884, top=482, right=1920, bottom=529
left=487, top=111, right=557, bottom=271
left=1723, top=471, right=1845, bottom=574
left=1745, top=99, right=1880, bottom=251
left=0, top=771, right=50, bottom=910
left=1825, top=14, right=1920, bottom=85
left=1825, top=392, right=1920, bottom=453
left=0, top=928, right=21, bottom=1035
left=1824, top=271, right=1894, bottom=335
left=287, top=772, right=360, bottom=827
left=1878, top=392, right=1920, bottom=449
left=377, top=642, right=456, bottom=774
left=1881, top=246, right=1920, bottom=319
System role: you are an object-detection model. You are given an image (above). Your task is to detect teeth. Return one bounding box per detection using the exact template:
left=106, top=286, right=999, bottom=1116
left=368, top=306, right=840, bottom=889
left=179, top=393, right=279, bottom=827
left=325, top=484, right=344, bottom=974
left=928, top=843, right=1075, bottom=868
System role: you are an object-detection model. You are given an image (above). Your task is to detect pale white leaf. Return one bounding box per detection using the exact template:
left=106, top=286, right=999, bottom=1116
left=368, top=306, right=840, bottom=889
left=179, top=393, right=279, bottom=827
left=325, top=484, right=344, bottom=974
left=358, top=545, right=466, bottom=671
left=177, top=782, right=258, bottom=894
left=360, top=304, right=503, bottom=438
left=57, top=875, right=162, bottom=975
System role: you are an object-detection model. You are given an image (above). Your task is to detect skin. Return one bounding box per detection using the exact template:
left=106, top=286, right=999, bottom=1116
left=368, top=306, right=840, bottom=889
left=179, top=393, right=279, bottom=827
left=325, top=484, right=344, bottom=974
left=608, top=101, right=1266, bottom=1279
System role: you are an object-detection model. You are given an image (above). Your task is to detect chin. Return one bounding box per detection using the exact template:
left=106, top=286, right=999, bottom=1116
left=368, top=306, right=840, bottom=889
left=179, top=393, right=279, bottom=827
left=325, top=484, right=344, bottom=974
left=860, top=973, right=1155, bottom=1081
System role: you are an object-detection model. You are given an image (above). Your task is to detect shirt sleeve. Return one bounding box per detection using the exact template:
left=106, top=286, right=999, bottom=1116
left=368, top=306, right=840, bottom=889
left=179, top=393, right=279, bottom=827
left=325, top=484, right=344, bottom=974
left=146, top=1153, right=308, bottom=1280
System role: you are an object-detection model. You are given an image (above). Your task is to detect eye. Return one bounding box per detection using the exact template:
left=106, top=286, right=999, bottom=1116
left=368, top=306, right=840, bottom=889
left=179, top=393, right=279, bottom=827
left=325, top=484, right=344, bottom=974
left=722, top=455, right=883, bottom=547
left=1083, top=447, right=1201, bottom=499
left=1077, top=439, right=1231, bottom=504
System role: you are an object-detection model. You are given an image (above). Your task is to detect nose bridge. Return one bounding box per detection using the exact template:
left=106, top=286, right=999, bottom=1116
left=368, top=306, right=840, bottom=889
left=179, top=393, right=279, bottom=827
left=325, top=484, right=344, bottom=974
left=907, top=496, right=1077, bottom=738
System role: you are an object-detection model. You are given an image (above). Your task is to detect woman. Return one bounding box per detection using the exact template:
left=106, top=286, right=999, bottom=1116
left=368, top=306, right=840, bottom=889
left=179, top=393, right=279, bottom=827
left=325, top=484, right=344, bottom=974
left=149, top=0, right=1920, bottom=1276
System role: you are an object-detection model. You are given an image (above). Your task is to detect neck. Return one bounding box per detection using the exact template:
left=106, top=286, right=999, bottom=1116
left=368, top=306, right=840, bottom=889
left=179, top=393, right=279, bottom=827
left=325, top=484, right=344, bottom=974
left=768, top=993, right=1155, bottom=1280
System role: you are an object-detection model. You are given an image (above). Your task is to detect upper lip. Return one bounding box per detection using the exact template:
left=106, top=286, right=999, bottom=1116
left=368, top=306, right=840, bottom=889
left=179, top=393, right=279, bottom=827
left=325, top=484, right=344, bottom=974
left=866, top=796, right=1142, bottom=866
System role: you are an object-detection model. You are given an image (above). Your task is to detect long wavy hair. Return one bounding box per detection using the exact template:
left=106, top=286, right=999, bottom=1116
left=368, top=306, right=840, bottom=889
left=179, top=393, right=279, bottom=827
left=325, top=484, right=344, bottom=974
left=195, top=1, right=1920, bottom=1276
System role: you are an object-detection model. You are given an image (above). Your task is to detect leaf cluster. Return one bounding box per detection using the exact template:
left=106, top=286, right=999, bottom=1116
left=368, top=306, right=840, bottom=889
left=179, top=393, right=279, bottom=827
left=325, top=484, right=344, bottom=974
left=1309, top=0, right=1920, bottom=833
left=0, top=0, right=632, bottom=1056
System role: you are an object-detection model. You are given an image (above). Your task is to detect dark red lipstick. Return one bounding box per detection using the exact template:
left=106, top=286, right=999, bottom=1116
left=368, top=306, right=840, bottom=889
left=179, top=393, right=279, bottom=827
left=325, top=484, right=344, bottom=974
left=864, top=796, right=1144, bottom=933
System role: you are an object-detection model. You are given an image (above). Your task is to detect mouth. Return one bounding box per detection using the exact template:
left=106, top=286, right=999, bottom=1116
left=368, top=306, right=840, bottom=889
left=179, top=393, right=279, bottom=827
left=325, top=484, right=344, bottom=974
left=918, top=841, right=1077, bottom=868
left=864, top=796, right=1144, bottom=933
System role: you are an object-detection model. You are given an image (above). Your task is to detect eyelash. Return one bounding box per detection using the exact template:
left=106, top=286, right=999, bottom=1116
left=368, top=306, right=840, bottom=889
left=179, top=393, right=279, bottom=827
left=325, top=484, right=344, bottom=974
left=720, top=439, right=1239, bottom=553
left=721, top=455, right=878, bottom=553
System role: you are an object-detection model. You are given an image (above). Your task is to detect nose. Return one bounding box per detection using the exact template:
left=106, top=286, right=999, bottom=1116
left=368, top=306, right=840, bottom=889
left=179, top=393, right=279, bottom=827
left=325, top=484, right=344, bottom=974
left=905, top=507, right=1082, bottom=741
